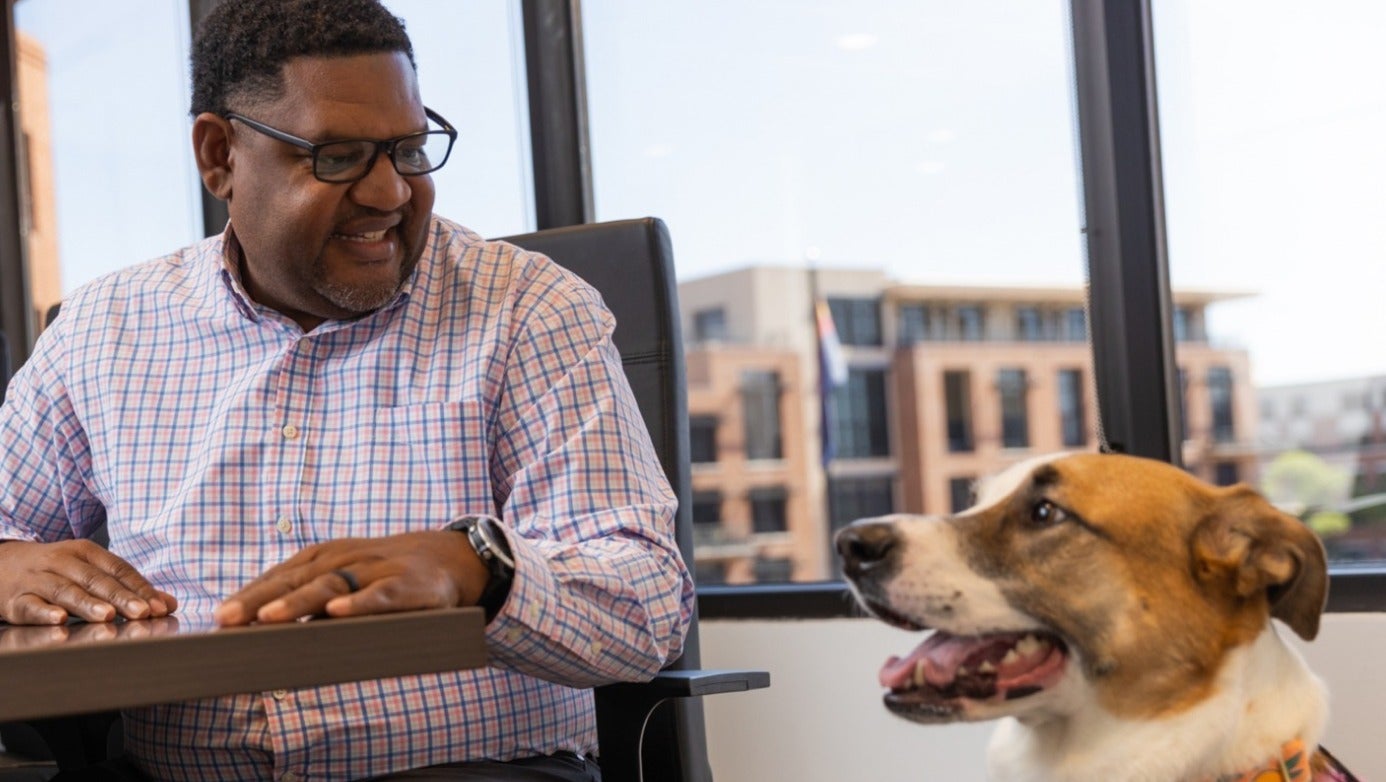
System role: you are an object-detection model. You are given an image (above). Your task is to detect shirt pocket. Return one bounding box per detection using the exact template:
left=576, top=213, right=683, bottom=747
left=340, top=401, right=492, bottom=534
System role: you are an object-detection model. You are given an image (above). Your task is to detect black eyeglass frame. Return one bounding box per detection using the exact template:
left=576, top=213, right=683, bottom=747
left=223, top=106, right=458, bottom=183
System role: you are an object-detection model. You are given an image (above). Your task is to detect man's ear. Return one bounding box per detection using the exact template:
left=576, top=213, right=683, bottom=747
left=192, top=112, right=234, bottom=201
left=1191, top=485, right=1328, bottom=640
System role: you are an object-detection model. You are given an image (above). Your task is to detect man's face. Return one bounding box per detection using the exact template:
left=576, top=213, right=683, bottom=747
left=223, top=52, right=435, bottom=330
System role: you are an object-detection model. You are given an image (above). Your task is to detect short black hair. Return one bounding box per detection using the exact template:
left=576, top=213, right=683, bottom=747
left=190, top=0, right=416, bottom=117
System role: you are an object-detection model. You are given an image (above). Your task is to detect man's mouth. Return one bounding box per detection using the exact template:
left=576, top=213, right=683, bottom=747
left=878, top=629, right=1068, bottom=722
left=331, top=228, right=391, bottom=243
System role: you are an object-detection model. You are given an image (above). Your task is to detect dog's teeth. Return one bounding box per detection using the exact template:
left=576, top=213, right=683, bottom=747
left=1002, top=649, right=1020, bottom=665
left=957, top=666, right=971, bottom=677
left=979, top=661, right=996, bottom=673
left=913, top=660, right=928, bottom=686
left=1017, top=635, right=1039, bottom=656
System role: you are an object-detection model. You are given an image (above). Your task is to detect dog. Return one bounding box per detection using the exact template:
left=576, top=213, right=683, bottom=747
left=836, top=452, right=1357, bottom=782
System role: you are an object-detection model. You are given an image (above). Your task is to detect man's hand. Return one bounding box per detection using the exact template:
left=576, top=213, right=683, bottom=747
left=214, top=531, right=489, bottom=626
left=0, top=540, right=178, bottom=625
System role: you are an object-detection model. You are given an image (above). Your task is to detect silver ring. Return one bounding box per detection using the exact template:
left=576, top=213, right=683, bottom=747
left=332, top=568, right=361, bottom=593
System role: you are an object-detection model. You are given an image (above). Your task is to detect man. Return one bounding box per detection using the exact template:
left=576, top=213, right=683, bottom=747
left=0, top=1, right=693, bottom=779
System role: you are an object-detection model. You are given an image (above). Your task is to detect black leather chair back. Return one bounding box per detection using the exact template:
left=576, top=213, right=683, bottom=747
left=500, top=218, right=711, bottom=782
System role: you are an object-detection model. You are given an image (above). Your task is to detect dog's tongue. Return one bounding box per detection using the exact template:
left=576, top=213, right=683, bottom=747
left=879, top=631, right=1049, bottom=691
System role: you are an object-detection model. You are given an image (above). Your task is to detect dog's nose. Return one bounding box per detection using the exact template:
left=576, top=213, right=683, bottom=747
left=835, top=522, right=898, bottom=573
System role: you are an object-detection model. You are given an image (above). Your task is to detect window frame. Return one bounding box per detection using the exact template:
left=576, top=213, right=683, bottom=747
left=2, top=0, right=1381, bottom=615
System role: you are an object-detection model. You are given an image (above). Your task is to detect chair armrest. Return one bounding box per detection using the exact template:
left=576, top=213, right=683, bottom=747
left=594, top=669, right=769, bottom=782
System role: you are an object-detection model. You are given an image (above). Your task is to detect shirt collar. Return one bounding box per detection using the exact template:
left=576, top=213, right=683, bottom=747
left=214, top=223, right=420, bottom=331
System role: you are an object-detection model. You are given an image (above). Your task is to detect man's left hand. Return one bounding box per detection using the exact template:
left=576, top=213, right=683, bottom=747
left=214, top=531, right=489, bottom=626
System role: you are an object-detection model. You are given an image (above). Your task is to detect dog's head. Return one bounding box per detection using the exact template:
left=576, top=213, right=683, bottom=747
left=835, top=452, right=1327, bottom=726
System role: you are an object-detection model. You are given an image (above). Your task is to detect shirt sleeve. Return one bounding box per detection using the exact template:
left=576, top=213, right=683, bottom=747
left=0, top=325, right=103, bottom=543
left=481, top=256, right=695, bottom=688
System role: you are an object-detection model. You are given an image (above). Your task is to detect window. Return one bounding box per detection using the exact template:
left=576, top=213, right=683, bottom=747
left=749, top=487, right=789, bottom=534
left=948, top=477, right=974, bottom=513
left=691, top=491, right=722, bottom=526
left=956, top=306, right=984, bottom=342
left=943, top=370, right=975, bottom=453
left=827, top=476, right=894, bottom=535
left=1178, top=367, right=1191, bottom=442
left=740, top=370, right=783, bottom=460
left=583, top=0, right=1093, bottom=586
left=689, top=415, right=718, bottom=464
left=898, top=303, right=930, bottom=345
left=1207, top=367, right=1236, bottom=444
left=694, top=560, right=727, bottom=585
left=1016, top=306, right=1043, bottom=341
left=831, top=369, right=889, bottom=458
left=1172, top=306, right=1190, bottom=343
left=998, top=368, right=1030, bottom=449
left=1064, top=308, right=1087, bottom=342
left=827, top=297, right=882, bottom=347
left=1214, top=462, right=1240, bottom=487
left=693, top=307, right=728, bottom=342
left=753, top=557, right=794, bottom=583
left=1156, top=3, right=1386, bottom=565
left=1057, top=369, right=1086, bottom=447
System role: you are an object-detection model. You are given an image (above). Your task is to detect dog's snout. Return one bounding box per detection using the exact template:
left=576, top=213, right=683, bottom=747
left=836, top=522, right=898, bottom=574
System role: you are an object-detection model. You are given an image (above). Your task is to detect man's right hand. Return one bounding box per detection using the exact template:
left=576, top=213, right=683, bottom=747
left=0, top=540, right=177, bottom=625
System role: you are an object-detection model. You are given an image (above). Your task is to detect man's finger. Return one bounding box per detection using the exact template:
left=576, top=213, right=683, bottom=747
left=46, top=577, right=118, bottom=623
left=81, top=547, right=179, bottom=617
left=256, top=569, right=361, bottom=623
left=6, top=592, right=69, bottom=626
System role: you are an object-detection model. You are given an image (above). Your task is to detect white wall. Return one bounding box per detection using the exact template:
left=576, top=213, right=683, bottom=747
left=700, top=613, right=1385, bottom=781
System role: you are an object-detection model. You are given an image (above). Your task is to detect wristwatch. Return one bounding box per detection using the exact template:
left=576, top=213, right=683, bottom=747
left=445, top=515, right=515, bottom=621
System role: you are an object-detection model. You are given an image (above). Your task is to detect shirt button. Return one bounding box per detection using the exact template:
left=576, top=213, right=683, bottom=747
left=272, top=689, right=288, bottom=700
left=276, top=517, right=293, bottom=534
left=279, top=772, right=298, bottom=782
left=281, top=424, right=300, bottom=440
left=504, top=628, right=522, bottom=644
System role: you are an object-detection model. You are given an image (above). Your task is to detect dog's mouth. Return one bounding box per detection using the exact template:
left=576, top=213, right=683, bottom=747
left=879, top=629, right=1068, bottom=722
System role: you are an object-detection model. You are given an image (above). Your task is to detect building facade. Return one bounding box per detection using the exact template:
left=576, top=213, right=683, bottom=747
left=680, top=266, right=1258, bottom=583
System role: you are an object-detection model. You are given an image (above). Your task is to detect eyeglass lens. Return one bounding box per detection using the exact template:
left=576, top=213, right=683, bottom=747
left=315, top=131, right=453, bottom=182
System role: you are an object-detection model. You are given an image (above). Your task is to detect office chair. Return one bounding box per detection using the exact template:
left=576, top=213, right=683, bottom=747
left=1, top=218, right=767, bottom=782
left=501, top=218, right=769, bottom=782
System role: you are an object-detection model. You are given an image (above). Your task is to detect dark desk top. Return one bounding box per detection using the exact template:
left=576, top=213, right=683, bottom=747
left=0, top=607, right=486, bottom=722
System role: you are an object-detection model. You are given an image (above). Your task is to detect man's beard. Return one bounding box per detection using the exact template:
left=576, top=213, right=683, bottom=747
left=311, top=246, right=419, bottom=315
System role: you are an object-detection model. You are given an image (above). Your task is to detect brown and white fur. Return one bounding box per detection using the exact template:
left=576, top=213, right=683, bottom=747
left=835, top=452, right=1331, bottom=782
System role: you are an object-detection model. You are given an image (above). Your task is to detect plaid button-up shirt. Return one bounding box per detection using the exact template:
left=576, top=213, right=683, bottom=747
left=0, top=216, right=693, bottom=781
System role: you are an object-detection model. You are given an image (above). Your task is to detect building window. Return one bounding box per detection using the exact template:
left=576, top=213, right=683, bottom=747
left=689, top=415, right=718, bottom=464
left=691, top=490, right=723, bottom=525
left=753, top=556, right=794, bottom=583
left=831, top=368, right=890, bottom=458
left=740, top=370, right=783, bottom=460
left=898, top=303, right=931, bottom=345
left=1064, top=307, right=1087, bottom=341
left=1214, top=462, right=1239, bottom=486
left=956, top=305, right=984, bottom=341
left=827, top=476, right=895, bottom=535
left=827, top=297, right=882, bottom=346
left=1178, top=366, right=1190, bottom=442
left=693, top=307, right=728, bottom=342
left=998, top=368, right=1030, bottom=448
left=1172, top=306, right=1189, bottom=342
left=749, top=486, right=789, bottom=534
left=948, top=476, right=975, bottom=513
left=1016, top=306, right=1043, bottom=341
left=1057, top=368, right=1086, bottom=447
left=1208, top=366, right=1236, bottom=443
left=943, top=370, right=975, bottom=453
left=694, top=560, right=727, bottom=585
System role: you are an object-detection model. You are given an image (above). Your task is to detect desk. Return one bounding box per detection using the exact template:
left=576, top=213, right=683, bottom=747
left=0, top=607, right=486, bottom=723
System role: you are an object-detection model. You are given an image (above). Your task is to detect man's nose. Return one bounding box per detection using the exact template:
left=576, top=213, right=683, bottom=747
left=350, top=153, right=411, bottom=211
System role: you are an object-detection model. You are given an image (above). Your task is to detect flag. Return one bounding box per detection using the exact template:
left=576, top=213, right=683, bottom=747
left=815, top=299, right=848, bottom=466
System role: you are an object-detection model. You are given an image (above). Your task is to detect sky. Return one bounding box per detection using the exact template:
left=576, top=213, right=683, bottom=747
left=13, top=0, right=1386, bottom=388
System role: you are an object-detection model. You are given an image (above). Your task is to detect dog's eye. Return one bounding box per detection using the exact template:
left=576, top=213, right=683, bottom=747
left=1030, top=500, right=1068, bottom=527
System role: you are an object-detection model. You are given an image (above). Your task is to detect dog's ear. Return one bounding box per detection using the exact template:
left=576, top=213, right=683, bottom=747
left=1191, top=485, right=1328, bottom=640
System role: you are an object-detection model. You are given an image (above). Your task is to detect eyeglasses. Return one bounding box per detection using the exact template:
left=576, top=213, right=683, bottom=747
left=224, top=107, right=458, bottom=184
